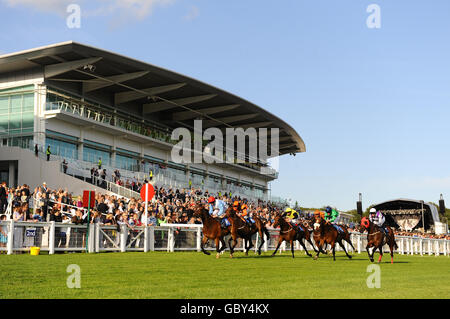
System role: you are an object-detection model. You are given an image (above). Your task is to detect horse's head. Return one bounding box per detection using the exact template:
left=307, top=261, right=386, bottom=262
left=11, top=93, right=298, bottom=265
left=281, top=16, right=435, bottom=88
left=360, top=217, right=370, bottom=232
left=224, top=206, right=235, bottom=218
left=273, top=214, right=282, bottom=228
left=313, top=214, right=324, bottom=231
left=192, top=201, right=207, bottom=218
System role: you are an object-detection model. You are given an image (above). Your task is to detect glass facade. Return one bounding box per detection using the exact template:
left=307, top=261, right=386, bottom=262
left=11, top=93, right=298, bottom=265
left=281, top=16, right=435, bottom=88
left=116, top=154, right=136, bottom=171
left=83, top=146, right=111, bottom=166
left=45, top=137, right=78, bottom=160
left=0, top=85, right=34, bottom=137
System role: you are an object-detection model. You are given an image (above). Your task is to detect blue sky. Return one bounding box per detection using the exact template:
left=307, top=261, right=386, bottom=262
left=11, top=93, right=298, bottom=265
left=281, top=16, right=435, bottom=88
left=1, top=0, right=449, bottom=210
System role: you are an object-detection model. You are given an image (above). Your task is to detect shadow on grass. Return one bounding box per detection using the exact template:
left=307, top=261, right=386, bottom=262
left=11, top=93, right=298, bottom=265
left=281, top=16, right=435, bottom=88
left=231, top=254, right=314, bottom=259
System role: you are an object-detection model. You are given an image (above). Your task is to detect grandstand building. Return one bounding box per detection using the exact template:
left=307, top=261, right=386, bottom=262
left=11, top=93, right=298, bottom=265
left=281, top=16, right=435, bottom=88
left=0, top=41, right=305, bottom=201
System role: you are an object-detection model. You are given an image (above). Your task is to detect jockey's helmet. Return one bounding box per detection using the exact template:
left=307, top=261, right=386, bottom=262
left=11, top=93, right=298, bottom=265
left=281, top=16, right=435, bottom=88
left=369, top=208, right=376, bottom=214
left=285, top=207, right=292, bottom=213
left=325, top=206, right=332, bottom=213
left=208, top=196, right=215, bottom=204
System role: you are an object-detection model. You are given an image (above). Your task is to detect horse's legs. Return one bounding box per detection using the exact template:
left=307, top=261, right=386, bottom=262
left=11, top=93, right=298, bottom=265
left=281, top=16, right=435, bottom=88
left=200, top=236, right=211, bottom=256
left=227, top=236, right=235, bottom=256
left=307, top=237, right=318, bottom=253
left=290, top=239, right=295, bottom=258
left=331, top=242, right=336, bottom=261
left=367, top=244, right=375, bottom=262
left=219, top=237, right=227, bottom=253
left=215, top=237, right=221, bottom=259
left=378, top=246, right=383, bottom=263
left=337, top=240, right=352, bottom=259
left=271, top=238, right=283, bottom=256
left=299, top=237, right=312, bottom=257
left=230, top=234, right=238, bottom=258
left=343, top=234, right=356, bottom=253
left=245, top=236, right=254, bottom=256
left=314, top=239, right=324, bottom=260
left=257, top=231, right=265, bottom=255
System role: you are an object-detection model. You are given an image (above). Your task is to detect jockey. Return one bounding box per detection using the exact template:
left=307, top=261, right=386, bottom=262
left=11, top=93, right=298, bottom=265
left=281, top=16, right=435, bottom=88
left=313, top=209, right=325, bottom=220
left=286, top=207, right=303, bottom=232
left=324, top=206, right=339, bottom=223
left=323, top=206, right=344, bottom=233
left=239, top=200, right=255, bottom=225
left=208, top=196, right=230, bottom=228
left=369, top=208, right=389, bottom=237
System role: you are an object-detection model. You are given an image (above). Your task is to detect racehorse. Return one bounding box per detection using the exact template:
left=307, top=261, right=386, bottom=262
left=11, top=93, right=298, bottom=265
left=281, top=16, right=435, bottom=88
left=303, top=216, right=328, bottom=253
left=193, top=203, right=230, bottom=258
left=270, top=213, right=314, bottom=258
left=312, top=215, right=355, bottom=261
left=360, top=217, right=398, bottom=264
left=224, top=207, right=271, bottom=257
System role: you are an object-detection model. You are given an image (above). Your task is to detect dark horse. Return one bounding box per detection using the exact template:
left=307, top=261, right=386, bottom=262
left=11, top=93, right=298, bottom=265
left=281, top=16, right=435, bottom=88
left=360, top=217, right=398, bottom=264
left=271, top=214, right=315, bottom=258
left=193, top=203, right=230, bottom=258
left=312, top=215, right=355, bottom=261
left=224, top=207, right=271, bottom=257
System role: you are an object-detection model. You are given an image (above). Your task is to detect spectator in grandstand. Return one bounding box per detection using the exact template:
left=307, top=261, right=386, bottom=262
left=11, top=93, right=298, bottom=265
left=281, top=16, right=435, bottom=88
left=45, top=146, right=51, bottom=161
left=62, top=159, right=68, bottom=174
left=0, top=182, right=7, bottom=214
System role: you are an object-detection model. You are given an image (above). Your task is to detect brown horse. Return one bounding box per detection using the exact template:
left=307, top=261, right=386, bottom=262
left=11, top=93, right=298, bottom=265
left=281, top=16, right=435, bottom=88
left=360, top=217, right=398, bottom=264
left=312, top=215, right=354, bottom=261
left=193, top=203, right=230, bottom=258
left=224, top=207, right=271, bottom=257
left=271, top=214, right=314, bottom=258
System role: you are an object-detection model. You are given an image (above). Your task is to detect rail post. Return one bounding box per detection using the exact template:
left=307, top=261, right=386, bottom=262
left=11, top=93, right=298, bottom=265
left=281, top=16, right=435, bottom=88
left=196, top=227, right=201, bottom=252
left=357, top=234, right=361, bottom=254
left=120, top=224, right=127, bottom=252
left=95, top=223, right=100, bottom=253
left=143, top=226, right=149, bottom=253
left=7, top=220, right=14, bottom=255
left=264, top=232, right=268, bottom=252
left=49, top=221, right=55, bottom=255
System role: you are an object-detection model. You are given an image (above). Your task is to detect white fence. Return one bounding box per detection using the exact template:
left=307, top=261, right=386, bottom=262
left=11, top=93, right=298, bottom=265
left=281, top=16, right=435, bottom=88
left=0, top=221, right=449, bottom=256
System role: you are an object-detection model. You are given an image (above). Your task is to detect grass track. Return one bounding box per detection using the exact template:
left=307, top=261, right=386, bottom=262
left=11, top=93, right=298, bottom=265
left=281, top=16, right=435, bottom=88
left=0, top=251, right=449, bottom=299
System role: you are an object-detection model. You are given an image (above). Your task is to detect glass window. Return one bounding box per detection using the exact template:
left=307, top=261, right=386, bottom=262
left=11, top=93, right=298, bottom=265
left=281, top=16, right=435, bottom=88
left=23, top=94, right=34, bottom=112
left=84, top=146, right=110, bottom=166
left=10, top=95, right=22, bottom=113
left=22, top=112, right=34, bottom=130
left=46, top=137, right=78, bottom=160
left=0, top=96, right=8, bottom=114
left=9, top=113, right=21, bottom=131
left=0, top=87, right=34, bottom=136
left=116, top=154, right=136, bottom=171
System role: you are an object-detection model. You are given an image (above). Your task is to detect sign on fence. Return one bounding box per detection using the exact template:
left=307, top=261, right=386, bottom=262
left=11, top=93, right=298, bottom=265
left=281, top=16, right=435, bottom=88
left=82, top=190, right=95, bottom=208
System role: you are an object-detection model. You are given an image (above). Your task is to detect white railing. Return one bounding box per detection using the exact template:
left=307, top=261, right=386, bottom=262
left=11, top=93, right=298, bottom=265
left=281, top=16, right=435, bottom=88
left=1, top=220, right=449, bottom=256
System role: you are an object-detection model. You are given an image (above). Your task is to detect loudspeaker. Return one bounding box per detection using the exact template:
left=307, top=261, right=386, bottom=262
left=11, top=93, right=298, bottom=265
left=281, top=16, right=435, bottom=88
left=357, top=201, right=363, bottom=215
left=439, top=199, right=445, bottom=215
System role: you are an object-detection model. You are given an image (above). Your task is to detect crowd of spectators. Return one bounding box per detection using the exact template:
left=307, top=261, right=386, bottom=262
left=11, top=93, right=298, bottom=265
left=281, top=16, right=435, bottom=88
left=0, top=182, right=449, bottom=243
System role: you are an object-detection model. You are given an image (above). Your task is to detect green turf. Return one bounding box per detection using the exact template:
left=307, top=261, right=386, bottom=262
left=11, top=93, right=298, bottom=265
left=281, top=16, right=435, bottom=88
left=0, top=250, right=449, bottom=299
